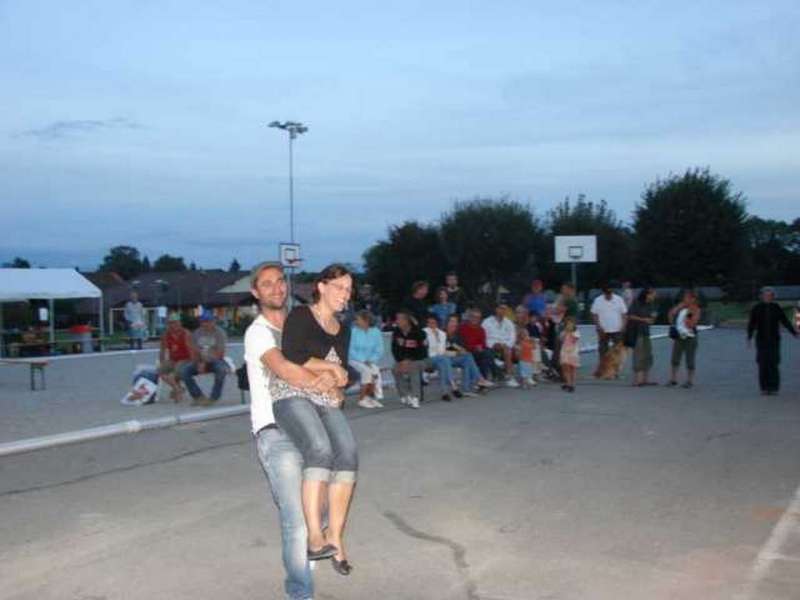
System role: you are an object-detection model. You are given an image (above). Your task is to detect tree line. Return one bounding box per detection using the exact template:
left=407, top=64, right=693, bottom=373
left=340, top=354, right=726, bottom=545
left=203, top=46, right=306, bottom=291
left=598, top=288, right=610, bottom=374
left=363, top=168, right=800, bottom=305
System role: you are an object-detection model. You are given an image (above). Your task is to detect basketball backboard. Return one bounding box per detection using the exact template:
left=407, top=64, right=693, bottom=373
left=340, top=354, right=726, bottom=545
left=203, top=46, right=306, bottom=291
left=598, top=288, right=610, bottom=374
left=555, top=235, right=597, bottom=263
left=279, top=243, right=302, bottom=268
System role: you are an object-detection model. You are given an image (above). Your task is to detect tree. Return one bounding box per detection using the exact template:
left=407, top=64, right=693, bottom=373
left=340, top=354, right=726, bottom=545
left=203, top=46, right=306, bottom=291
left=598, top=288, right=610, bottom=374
left=633, top=169, right=749, bottom=286
left=99, top=246, right=146, bottom=280
left=229, top=258, right=241, bottom=273
left=153, top=254, right=187, bottom=272
left=363, top=221, right=448, bottom=308
left=3, top=257, right=31, bottom=268
left=547, top=195, right=633, bottom=287
left=439, top=197, right=548, bottom=296
left=746, top=216, right=800, bottom=285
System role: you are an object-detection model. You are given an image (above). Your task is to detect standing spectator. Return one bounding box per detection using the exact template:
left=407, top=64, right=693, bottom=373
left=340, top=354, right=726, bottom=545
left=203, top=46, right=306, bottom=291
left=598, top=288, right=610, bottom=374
left=181, top=310, right=228, bottom=405
left=124, top=291, right=147, bottom=350
left=444, top=315, right=492, bottom=393
left=747, top=287, right=797, bottom=395
left=515, top=326, right=538, bottom=388
left=404, top=281, right=430, bottom=327
left=667, top=290, right=701, bottom=388
left=590, top=284, right=628, bottom=359
left=429, top=287, right=457, bottom=328
left=391, top=311, right=427, bottom=409
left=522, top=279, right=548, bottom=318
left=423, top=316, right=459, bottom=401
left=349, top=310, right=385, bottom=408
left=626, top=287, right=658, bottom=386
left=555, top=283, right=579, bottom=322
left=559, top=317, right=581, bottom=392
left=621, top=281, right=635, bottom=309
left=158, top=313, right=192, bottom=402
left=482, top=304, right=520, bottom=387
left=459, top=309, right=498, bottom=381
left=444, top=272, right=468, bottom=315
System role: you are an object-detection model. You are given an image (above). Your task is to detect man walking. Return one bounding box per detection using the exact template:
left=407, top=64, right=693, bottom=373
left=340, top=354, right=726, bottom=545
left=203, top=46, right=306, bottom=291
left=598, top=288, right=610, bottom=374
left=245, top=261, right=337, bottom=600
left=180, top=310, right=228, bottom=406
left=747, top=287, right=797, bottom=395
left=591, top=284, right=627, bottom=358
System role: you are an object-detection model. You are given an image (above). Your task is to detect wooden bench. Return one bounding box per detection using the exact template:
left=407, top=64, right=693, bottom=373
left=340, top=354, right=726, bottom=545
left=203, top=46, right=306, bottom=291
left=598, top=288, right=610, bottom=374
left=0, top=359, right=49, bottom=391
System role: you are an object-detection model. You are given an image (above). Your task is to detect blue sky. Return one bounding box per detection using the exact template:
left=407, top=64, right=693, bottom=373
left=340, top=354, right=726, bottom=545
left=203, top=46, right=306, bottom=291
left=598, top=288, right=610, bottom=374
left=2, top=1, right=798, bottom=271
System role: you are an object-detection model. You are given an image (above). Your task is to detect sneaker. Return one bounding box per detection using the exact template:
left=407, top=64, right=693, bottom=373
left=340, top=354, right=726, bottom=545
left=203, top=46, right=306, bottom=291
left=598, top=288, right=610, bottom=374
left=408, top=396, right=420, bottom=409
left=505, top=378, right=520, bottom=388
left=477, top=379, right=495, bottom=388
left=358, top=398, right=377, bottom=409
left=191, top=395, right=213, bottom=406
left=523, top=377, right=537, bottom=387
left=462, top=391, right=478, bottom=397
left=370, top=397, right=385, bottom=407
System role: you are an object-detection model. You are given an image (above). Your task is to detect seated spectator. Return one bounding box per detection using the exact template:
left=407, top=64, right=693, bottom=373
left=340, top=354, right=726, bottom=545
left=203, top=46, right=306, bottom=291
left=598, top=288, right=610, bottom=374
left=459, top=308, right=499, bottom=381
left=404, top=281, right=430, bottom=327
left=423, top=315, right=461, bottom=401
left=349, top=310, right=385, bottom=409
left=522, top=279, right=547, bottom=319
left=429, top=287, right=457, bottom=328
left=158, top=313, right=192, bottom=402
left=444, top=315, right=493, bottom=393
left=391, top=311, right=428, bottom=409
left=444, top=272, right=468, bottom=315
left=482, top=304, right=520, bottom=387
left=180, top=310, right=228, bottom=406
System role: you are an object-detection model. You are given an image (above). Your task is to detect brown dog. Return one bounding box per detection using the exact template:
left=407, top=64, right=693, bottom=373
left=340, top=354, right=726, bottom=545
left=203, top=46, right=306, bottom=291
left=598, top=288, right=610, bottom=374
left=594, top=341, right=627, bottom=379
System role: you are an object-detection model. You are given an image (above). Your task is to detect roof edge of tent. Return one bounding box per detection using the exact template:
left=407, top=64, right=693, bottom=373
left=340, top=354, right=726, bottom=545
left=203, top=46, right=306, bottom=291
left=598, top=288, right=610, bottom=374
left=0, top=268, right=102, bottom=301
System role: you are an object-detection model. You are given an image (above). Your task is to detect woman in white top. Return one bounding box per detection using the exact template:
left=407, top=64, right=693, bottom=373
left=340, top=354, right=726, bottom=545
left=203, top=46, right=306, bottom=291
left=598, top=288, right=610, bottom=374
left=423, top=315, right=461, bottom=401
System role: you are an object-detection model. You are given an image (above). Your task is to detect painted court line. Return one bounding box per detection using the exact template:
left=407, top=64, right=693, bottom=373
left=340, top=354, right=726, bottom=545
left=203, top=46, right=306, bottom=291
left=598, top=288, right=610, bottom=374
left=739, top=481, right=800, bottom=599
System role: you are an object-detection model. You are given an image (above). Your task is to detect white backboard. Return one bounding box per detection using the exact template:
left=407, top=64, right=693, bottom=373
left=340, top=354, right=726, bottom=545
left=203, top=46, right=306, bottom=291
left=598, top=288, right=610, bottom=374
left=279, top=243, right=302, bottom=268
left=555, top=235, right=597, bottom=263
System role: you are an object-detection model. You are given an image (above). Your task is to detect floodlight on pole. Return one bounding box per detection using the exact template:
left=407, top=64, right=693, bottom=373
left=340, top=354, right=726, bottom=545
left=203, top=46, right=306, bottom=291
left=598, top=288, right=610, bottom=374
left=268, top=120, right=308, bottom=244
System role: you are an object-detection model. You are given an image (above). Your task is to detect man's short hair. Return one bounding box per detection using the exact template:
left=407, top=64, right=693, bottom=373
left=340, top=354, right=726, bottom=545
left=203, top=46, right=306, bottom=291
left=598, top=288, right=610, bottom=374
left=411, top=280, right=429, bottom=294
left=249, top=261, right=284, bottom=289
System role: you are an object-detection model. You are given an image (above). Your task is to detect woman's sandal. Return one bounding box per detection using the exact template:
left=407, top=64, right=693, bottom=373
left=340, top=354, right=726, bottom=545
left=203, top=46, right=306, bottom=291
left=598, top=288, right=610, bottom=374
left=331, top=556, right=353, bottom=576
left=307, top=544, right=338, bottom=561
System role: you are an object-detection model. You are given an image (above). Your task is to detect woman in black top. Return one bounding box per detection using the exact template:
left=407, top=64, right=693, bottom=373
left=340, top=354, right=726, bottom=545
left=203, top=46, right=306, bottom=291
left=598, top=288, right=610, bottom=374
left=272, top=264, right=358, bottom=575
left=626, top=287, right=658, bottom=386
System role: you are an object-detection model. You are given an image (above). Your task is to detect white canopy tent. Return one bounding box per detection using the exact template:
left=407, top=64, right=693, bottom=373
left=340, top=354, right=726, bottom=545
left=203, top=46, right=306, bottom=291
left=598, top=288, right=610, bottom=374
left=0, top=269, right=103, bottom=357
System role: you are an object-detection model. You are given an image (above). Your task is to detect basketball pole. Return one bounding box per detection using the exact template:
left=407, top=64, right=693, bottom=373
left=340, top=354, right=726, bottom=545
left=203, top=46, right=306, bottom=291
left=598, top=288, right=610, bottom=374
left=571, top=262, right=577, bottom=290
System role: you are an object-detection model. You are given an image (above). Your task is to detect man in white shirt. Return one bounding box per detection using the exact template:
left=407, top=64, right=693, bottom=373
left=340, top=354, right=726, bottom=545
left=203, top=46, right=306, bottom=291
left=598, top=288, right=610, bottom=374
left=590, top=284, right=628, bottom=358
left=481, top=304, right=520, bottom=387
left=245, top=261, right=337, bottom=600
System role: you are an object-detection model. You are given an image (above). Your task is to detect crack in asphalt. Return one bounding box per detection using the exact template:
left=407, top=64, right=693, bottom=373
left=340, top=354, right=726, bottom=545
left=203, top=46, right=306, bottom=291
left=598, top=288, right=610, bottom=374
left=383, top=510, right=481, bottom=600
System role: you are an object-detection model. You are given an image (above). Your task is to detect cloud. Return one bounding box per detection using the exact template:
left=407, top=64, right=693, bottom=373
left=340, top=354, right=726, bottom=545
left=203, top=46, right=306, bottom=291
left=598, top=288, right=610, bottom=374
left=15, top=117, right=142, bottom=140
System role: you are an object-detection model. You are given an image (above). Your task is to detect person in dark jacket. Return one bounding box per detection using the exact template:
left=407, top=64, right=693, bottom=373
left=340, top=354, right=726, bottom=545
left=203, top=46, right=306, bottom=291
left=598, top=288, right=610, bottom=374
left=747, top=287, right=797, bottom=395
left=403, top=281, right=430, bottom=327
left=391, top=311, right=428, bottom=408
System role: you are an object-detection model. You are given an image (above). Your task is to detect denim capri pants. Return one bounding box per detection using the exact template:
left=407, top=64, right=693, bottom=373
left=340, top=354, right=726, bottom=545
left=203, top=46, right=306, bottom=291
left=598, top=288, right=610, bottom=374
left=273, top=396, right=358, bottom=483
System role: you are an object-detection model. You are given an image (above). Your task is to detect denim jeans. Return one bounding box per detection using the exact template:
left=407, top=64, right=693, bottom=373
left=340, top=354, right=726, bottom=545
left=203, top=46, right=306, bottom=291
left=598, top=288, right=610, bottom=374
left=429, top=355, right=454, bottom=394
left=255, top=428, right=314, bottom=600
left=273, top=397, right=358, bottom=483
left=180, top=360, right=227, bottom=400
left=450, top=353, right=480, bottom=391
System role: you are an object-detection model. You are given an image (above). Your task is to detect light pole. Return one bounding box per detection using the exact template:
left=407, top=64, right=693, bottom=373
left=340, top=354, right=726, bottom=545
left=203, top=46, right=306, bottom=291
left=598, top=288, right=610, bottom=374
left=268, top=120, right=308, bottom=244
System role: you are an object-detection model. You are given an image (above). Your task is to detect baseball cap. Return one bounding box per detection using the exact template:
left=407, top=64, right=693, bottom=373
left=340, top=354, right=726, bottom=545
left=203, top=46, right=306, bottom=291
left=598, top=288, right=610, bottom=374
left=199, top=309, right=215, bottom=321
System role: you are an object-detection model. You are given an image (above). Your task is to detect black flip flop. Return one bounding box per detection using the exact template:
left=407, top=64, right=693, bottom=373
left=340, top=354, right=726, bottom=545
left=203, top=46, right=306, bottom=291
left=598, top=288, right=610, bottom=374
left=307, top=544, right=338, bottom=561
left=332, top=556, right=353, bottom=576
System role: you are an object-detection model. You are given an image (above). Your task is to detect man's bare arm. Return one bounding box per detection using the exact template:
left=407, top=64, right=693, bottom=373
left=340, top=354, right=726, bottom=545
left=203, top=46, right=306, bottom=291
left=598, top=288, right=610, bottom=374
left=262, top=348, right=335, bottom=391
